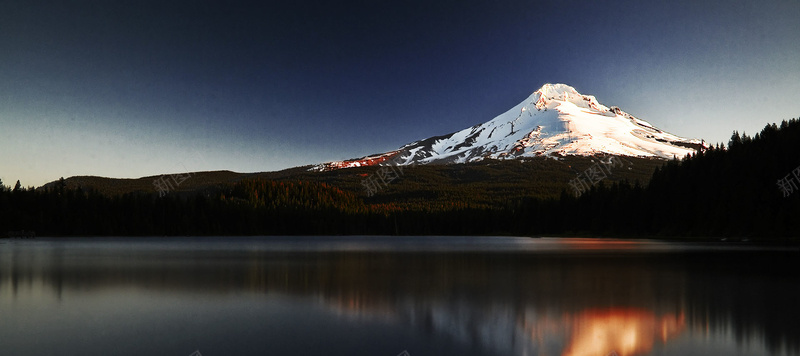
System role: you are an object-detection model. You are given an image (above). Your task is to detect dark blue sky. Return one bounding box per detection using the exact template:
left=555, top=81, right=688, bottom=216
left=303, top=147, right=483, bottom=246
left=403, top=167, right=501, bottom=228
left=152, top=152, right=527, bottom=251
left=2, top=0, right=799, bottom=186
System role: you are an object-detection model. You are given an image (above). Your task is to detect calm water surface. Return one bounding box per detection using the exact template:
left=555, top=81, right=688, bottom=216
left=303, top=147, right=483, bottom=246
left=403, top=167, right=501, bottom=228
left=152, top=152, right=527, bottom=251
left=1, top=236, right=798, bottom=356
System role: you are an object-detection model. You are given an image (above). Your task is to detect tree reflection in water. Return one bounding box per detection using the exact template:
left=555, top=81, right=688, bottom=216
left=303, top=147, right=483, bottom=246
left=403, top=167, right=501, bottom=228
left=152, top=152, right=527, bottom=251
left=0, top=238, right=798, bottom=356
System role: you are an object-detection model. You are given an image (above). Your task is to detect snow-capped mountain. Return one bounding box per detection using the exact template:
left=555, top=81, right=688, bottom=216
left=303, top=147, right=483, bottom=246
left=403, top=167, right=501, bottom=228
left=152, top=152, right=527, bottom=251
left=314, top=83, right=706, bottom=170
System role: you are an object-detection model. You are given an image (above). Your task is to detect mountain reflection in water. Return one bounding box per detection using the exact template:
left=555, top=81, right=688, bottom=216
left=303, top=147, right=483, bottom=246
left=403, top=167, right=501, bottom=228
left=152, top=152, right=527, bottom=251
left=0, top=237, right=798, bottom=356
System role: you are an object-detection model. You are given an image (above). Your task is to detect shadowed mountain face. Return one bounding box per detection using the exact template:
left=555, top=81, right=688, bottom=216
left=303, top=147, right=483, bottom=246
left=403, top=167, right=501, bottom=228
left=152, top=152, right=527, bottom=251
left=314, top=84, right=705, bottom=171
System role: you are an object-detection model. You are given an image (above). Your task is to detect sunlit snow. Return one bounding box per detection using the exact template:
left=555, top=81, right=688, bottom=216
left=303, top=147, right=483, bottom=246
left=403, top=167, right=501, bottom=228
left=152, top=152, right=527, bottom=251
left=401, top=83, right=703, bottom=165
left=313, top=84, right=705, bottom=171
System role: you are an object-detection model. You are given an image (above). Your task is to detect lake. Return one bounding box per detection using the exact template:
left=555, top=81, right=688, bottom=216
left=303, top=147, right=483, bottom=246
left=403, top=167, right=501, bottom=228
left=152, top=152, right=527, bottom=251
left=1, top=236, right=798, bottom=356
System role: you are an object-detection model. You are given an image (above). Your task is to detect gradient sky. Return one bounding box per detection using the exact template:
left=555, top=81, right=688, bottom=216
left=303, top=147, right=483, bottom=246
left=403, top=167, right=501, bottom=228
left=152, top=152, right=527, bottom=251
left=2, top=0, right=799, bottom=187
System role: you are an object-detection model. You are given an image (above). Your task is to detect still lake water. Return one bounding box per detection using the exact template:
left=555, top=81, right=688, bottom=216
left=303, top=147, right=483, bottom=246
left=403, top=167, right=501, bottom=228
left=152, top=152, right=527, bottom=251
left=1, top=236, right=798, bottom=356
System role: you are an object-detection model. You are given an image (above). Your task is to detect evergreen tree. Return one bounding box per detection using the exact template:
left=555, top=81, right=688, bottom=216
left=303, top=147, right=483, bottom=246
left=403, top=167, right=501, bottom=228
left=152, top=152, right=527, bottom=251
left=729, top=131, right=742, bottom=148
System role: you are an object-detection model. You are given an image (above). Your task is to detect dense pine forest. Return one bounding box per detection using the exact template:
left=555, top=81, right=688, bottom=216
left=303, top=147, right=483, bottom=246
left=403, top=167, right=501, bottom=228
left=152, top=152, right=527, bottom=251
left=1, top=119, right=799, bottom=239
left=517, top=119, right=800, bottom=238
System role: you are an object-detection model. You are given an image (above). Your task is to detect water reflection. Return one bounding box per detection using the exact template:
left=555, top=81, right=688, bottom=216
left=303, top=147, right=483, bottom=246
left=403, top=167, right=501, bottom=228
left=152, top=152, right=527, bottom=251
left=0, top=238, right=798, bottom=356
left=556, top=308, right=685, bottom=356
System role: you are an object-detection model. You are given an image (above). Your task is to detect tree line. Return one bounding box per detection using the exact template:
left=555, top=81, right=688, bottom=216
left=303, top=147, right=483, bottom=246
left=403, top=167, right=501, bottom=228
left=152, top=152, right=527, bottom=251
left=1, top=118, right=798, bottom=239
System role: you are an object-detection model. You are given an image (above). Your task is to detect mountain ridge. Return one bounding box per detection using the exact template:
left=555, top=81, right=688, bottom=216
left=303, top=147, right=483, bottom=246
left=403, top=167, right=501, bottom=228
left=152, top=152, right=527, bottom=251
left=314, top=84, right=706, bottom=171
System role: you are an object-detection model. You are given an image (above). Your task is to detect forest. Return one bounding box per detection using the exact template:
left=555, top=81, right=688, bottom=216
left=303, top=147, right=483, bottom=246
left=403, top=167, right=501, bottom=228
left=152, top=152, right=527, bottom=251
left=1, top=118, right=799, bottom=240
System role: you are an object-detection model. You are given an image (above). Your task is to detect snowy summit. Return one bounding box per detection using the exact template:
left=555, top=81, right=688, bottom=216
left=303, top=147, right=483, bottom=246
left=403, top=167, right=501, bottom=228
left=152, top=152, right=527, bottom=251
left=315, top=83, right=706, bottom=170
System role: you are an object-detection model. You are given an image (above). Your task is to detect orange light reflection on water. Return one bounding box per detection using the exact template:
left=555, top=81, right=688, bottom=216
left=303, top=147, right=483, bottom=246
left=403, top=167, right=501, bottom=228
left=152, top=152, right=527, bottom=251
left=562, top=308, right=685, bottom=356
left=555, top=238, right=643, bottom=251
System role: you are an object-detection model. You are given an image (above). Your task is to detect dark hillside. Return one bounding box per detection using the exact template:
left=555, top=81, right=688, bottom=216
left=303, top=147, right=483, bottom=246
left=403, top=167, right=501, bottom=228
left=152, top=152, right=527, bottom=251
left=540, top=118, right=800, bottom=239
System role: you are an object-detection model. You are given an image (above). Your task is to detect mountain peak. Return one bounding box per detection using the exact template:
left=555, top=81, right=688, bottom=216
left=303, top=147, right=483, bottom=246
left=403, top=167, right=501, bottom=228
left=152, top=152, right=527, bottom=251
left=531, top=83, right=608, bottom=114
left=313, top=84, right=706, bottom=171
left=536, top=83, right=578, bottom=97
